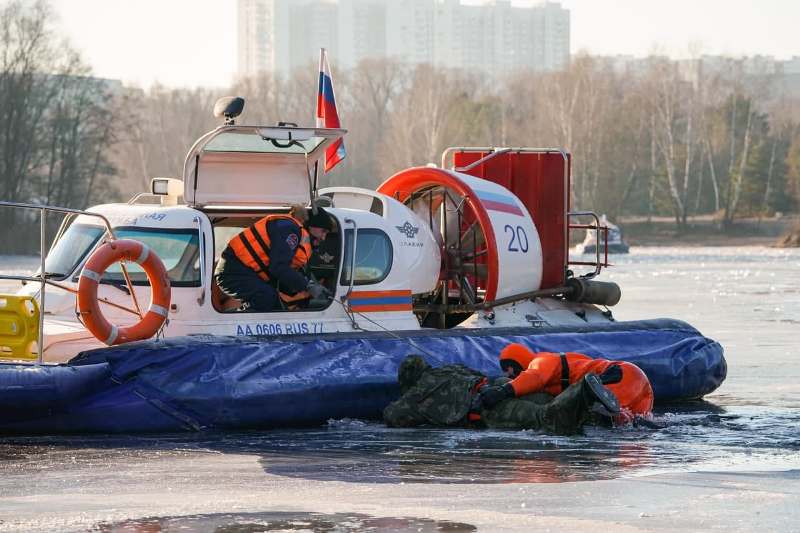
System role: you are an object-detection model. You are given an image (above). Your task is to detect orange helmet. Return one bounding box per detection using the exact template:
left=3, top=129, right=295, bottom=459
left=498, top=343, right=536, bottom=377
left=628, top=385, right=654, bottom=416
left=607, top=362, right=654, bottom=423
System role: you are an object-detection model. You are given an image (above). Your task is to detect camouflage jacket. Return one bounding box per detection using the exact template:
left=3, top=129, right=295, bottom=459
left=383, top=364, right=486, bottom=427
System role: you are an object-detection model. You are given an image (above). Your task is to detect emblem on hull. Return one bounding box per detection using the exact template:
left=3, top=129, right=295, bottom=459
left=396, top=221, right=419, bottom=239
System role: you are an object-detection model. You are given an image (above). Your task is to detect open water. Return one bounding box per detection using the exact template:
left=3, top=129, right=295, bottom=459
left=0, top=247, right=798, bottom=530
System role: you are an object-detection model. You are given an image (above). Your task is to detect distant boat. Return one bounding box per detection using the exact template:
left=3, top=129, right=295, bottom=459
left=578, top=215, right=629, bottom=254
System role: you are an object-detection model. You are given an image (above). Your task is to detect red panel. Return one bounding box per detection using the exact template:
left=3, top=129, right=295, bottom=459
left=452, top=151, right=570, bottom=289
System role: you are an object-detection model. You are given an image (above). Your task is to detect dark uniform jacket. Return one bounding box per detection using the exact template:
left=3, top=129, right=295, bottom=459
left=383, top=364, right=485, bottom=427
left=259, top=218, right=309, bottom=293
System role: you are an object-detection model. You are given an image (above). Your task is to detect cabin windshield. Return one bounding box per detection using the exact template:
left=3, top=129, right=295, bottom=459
left=46, top=224, right=200, bottom=286
left=45, top=224, right=104, bottom=280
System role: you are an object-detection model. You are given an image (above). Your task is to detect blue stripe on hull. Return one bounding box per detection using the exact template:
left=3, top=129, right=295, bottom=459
left=348, top=296, right=412, bottom=306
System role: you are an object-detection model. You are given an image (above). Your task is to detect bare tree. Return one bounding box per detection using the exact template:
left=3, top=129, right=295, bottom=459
left=0, top=0, right=119, bottom=251
left=646, top=58, right=692, bottom=226
left=338, top=58, right=405, bottom=187
left=111, top=84, right=221, bottom=196
left=379, top=65, right=489, bottom=177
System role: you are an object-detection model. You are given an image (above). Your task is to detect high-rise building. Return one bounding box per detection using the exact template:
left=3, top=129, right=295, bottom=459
left=238, top=0, right=338, bottom=77
left=237, top=0, right=571, bottom=79
left=339, top=0, right=387, bottom=68
left=237, top=0, right=271, bottom=77
left=430, top=1, right=569, bottom=77
left=433, top=0, right=496, bottom=75
left=386, top=0, right=435, bottom=65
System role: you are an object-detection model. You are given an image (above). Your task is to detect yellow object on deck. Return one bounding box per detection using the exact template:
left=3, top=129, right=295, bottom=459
left=0, top=295, right=39, bottom=360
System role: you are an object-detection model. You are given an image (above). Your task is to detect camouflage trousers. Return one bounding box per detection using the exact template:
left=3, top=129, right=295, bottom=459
left=478, top=380, right=591, bottom=435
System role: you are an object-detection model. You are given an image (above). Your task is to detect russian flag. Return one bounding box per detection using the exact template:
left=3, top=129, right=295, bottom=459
left=316, top=48, right=346, bottom=172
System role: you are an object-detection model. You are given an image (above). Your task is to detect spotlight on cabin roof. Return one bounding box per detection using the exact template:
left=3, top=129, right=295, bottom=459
left=213, top=96, right=245, bottom=125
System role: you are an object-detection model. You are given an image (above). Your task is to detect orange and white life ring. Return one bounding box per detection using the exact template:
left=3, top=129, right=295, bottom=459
left=77, top=239, right=171, bottom=345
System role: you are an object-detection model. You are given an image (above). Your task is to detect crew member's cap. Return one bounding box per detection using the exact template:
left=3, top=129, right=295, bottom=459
left=306, top=207, right=333, bottom=231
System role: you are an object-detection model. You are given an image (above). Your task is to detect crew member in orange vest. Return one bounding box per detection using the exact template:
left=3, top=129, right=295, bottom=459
left=215, top=205, right=333, bottom=311
left=479, top=343, right=654, bottom=424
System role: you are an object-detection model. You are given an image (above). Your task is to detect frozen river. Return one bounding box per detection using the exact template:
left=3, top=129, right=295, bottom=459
left=0, top=247, right=798, bottom=531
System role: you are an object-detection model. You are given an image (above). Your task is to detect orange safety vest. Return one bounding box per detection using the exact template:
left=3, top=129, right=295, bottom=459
left=228, top=215, right=312, bottom=282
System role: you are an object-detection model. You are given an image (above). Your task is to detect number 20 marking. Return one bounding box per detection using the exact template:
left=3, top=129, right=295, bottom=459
left=505, top=225, right=529, bottom=253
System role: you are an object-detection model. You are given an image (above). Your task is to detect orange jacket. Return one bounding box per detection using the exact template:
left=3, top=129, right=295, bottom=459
left=500, top=343, right=654, bottom=417
left=228, top=214, right=312, bottom=282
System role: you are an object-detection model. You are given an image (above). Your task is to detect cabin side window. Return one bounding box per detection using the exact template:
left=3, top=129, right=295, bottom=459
left=340, top=229, right=393, bottom=286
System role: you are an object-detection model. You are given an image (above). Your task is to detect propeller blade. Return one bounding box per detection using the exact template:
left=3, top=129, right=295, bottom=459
left=459, top=222, right=485, bottom=251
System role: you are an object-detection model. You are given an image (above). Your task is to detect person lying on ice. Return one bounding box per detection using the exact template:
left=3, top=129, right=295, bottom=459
left=383, top=355, right=622, bottom=435
left=478, top=343, right=654, bottom=424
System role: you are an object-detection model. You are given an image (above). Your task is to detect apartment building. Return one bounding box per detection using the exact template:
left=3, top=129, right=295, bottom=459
left=237, top=0, right=570, bottom=78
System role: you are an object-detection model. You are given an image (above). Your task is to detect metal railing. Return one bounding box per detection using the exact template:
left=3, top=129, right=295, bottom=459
left=452, top=148, right=512, bottom=172
left=567, top=211, right=609, bottom=279
left=194, top=215, right=207, bottom=306
left=440, top=146, right=568, bottom=171
left=343, top=217, right=358, bottom=303
left=341, top=217, right=359, bottom=329
left=0, top=201, right=135, bottom=364
left=127, top=192, right=163, bottom=205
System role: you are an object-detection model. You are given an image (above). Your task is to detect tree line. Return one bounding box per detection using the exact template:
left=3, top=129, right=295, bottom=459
left=0, top=0, right=117, bottom=251
left=117, top=57, right=800, bottom=229
left=2, top=0, right=800, bottom=252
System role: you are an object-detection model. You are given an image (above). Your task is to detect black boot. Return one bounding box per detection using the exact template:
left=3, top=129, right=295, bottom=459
left=582, top=373, right=621, bottom=417
left=540, top=378, right=599, bottom=435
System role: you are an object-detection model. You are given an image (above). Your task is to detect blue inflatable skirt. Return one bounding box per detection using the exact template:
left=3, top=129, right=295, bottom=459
left=0, top=319, right=725, bottom=434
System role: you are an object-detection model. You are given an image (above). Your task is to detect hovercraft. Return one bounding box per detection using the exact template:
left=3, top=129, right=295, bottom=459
left=0, top=98, right=725, bottom=434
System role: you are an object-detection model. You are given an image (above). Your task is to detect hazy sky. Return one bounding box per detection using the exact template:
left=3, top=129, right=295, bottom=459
left=50, top=0, right=799, bottom=89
